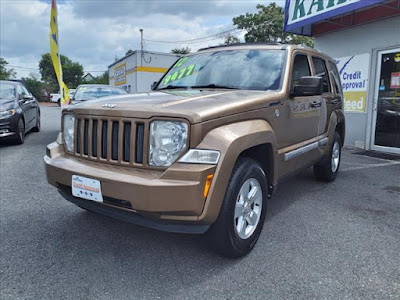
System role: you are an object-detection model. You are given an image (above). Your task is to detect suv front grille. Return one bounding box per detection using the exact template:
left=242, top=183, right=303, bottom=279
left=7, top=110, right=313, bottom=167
left=73, top=116, right=147, bottom=166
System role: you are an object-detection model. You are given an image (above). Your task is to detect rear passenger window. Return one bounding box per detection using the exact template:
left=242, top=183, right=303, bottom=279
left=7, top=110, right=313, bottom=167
left=312, top=57, right=331, bottom=93
left=291, top=54, right=311, bottom=92
left=329, top=62, right=342, bottom=94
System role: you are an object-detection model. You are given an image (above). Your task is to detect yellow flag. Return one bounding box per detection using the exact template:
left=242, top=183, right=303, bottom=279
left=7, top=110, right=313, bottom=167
left=50, top=0, right=70, bottom=108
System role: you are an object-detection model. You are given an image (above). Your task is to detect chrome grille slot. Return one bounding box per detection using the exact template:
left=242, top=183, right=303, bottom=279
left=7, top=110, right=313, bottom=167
left=92, top=120, right=98, bottom=157
left=83, top=119, right=89, bottom=155
left=73, top=116, right=146, bottom=166
left=111, top=121, right=119, bottom=160
left=135, top=123, right=144, bottom=164
left=123, top=122, right=131, bottom=162
left=101, top=120, right=108, bottom=159
left=76, top=119, right=81, bottom=154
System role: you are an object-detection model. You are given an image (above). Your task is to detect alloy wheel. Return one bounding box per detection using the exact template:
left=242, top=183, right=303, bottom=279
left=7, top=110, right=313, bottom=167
left=234, top=178, right=263, bottom=239
left=331, top=141, right=340, bottom=172
left=18, top=119, right=25, bottom=141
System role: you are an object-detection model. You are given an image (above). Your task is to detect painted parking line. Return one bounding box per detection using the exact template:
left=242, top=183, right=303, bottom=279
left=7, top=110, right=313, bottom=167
left=342, top=161, right=400, bottom=172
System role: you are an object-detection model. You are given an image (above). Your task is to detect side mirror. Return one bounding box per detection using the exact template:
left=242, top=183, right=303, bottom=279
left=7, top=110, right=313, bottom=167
left=292, top=76, right=323, bottom=97
left=23, top=95, right=34, bottom=101
left=151, top=81, right=158, bottom=90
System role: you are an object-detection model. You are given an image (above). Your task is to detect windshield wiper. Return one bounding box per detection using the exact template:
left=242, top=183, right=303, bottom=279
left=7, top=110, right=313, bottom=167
left=157, top=85, right=187, bottom=91
left=189, top=84, right=239, bottom=90
left=158, top=83, right=239, bottom=91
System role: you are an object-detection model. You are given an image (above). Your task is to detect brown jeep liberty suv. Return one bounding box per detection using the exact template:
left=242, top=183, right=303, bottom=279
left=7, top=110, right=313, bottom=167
left=44, top=44, right=345, bottom=257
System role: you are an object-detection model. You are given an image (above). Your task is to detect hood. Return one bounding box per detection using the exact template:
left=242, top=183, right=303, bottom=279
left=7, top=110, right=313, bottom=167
left=0, top=98, right=17, bottom=112
left=66, top=89, right=282, bottom=124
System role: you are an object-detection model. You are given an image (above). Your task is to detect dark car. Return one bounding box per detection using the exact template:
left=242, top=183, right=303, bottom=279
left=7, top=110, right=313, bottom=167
left=0, top=80, right=41, bottom=144
left=71, top=84, right=128, bottom=105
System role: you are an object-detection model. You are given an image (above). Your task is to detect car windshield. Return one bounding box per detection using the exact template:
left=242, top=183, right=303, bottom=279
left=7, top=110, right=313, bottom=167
left=74, top=86, right=127, bottom=101
left=157, top=49, right=286, bottom=91
left=0, top=83, right=16, bottom=99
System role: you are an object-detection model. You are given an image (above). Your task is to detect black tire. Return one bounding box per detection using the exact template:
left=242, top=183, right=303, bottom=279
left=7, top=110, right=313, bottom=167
left=313, top=132, right=342, bottom=182
left=57, top=99, right=61, bottom=106
left=15, top=118, right=25, bottom=144
left=32, top=112, right=41, bottom=132
left=207, top=157, right=268, bottom=258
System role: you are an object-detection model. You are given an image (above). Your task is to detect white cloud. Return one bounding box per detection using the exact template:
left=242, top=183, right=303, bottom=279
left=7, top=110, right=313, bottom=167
left=0, top=0, right=273, bottom=79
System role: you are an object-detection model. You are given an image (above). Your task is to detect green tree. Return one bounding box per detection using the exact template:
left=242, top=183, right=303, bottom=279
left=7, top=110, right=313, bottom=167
left=125, top=49, right=134, bottom=56
left=171, top=47, right=191, bottom=55
left=222, top=34, right=240, bottom=45
left=233, top=3, right=314, bottom=47
left=94, top=71, right=109, bottom=84
left=39, top=53, right=84, bottom=90
left=81, top=71, right=109, bottom=85
left=21, top=74, right=45, bottom=101
left=0, top=57, right=16, bottom=80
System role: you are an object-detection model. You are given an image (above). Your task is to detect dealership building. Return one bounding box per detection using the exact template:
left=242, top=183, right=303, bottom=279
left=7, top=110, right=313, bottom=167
left=108, top=50, right=179, bottom=94
left=284, top=0, right=400, bottom=154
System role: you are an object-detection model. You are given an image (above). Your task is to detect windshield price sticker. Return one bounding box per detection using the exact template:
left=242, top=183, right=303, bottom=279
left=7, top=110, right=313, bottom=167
left=163, top=64, right=196, bottom=85
left=174, top=57, right=188, bottom=68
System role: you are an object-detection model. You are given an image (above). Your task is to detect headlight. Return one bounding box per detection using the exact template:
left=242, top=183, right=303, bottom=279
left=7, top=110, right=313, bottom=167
left=63, top=114, right=75, bottom=152
left=178, top=149, right=220, bottom=164
left=0, top=109, right=16, bottom=119
left=149, top=120, right=188, bottom=166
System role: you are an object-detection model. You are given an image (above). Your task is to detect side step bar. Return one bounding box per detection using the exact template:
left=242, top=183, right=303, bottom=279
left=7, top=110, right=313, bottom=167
left=284, top=137, right=328, bottom=161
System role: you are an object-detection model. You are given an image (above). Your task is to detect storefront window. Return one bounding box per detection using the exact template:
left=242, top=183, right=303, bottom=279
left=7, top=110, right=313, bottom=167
left=374, top=50, right=400, bottom=149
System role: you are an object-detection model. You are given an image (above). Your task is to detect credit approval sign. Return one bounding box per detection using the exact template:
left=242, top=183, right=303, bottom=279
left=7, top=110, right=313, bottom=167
left=336, top=53, right=370, bottom=113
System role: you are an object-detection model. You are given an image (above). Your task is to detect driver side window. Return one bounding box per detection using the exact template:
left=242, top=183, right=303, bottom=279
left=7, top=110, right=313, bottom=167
left=291, top=54, right=311, bottom=92
left=21, top=85, right=31, bottom=96
left=16, top=85, right=24, bottom=99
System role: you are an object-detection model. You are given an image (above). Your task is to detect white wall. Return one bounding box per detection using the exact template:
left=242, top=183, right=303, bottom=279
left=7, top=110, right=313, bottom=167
left=314, top=16, right=400, bottom=149
left=135, top=52, right=180, bottom=93
left=109, top=52, right=179, bottom=94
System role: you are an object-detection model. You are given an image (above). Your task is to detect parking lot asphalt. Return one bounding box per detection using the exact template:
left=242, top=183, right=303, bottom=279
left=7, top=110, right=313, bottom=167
left=1, top=106, right=399, bottom=300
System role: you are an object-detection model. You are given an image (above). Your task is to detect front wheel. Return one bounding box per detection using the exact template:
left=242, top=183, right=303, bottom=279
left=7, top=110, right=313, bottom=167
left=207, top=157, right=268, bottom=258
left=15, top=118, right=25, bottom=144
left=313, top=132, right=342, bottom=182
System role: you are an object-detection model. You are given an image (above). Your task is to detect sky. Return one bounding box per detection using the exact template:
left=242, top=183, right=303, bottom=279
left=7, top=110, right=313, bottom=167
left=0, top=0, right=281, bottom=79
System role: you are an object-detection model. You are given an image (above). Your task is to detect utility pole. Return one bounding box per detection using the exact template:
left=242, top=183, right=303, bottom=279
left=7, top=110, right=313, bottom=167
left=139, top=28, right=143, bottom=67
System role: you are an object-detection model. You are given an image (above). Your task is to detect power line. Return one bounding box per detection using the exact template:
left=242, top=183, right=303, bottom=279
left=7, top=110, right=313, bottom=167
left=144, top=28, right=244, bottom=44
left=8, top=65, right=39, bottom=71
left=82, top=70, right=107, bottom=73
left=8, top=65, right=106, bottom=73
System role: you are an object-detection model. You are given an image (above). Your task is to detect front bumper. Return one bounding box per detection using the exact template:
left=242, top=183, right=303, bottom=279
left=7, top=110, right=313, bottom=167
left=0, top=115, right=18, bottom=138
left=44, top=142, right=216, bottom=232
left=58, top=189, right=210, bottom=234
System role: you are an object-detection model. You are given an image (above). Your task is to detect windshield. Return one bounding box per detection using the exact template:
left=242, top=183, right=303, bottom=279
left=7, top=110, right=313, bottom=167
left=0, top=83, right=16, bottom=99
left=74, top=86, right=127, bottom=101
left=157, top=49, right=286, bottom=91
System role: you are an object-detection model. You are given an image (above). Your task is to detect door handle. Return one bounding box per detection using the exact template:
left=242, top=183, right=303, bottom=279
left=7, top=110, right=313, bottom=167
left=330, top=99, right=339, bottom=104
left=310, top=101, right=321, bottom=108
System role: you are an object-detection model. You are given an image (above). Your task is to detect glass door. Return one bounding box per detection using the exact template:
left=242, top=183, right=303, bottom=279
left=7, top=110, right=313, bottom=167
left=371, top=48, right=400, bottom=154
